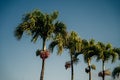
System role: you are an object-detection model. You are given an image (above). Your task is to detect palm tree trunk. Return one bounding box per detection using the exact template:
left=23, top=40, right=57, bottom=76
left=42, top=38, right=46, bottom=51
left=88, top=59, right=92, bottom=80
left=40, top=38, right=46, bottom=80
left=102, top=60, right=105, bottom=80
left=70, top=54, right=74, bottom=80
left=40, top=59, right=45, bottom=80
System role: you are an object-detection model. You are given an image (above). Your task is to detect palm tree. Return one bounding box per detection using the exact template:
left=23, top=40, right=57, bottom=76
left=64, top=31, right=82, bottom=80
left=96, top=42, right=118, bottom=80
left=112, top=65, right=120, bottom=79
left=82, top=39, right=100, bottom=80
left=49, top=31, right=82, bottom=80
left=14, top=9, right=67, bottom=80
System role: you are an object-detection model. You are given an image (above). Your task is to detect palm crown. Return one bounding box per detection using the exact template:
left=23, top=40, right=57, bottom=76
left=97, top=42, right=118, bottom=63
left=14, top=9, right=67, bottom=43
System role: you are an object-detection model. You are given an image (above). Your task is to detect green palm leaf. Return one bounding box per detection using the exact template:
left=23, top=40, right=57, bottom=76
left=112, top=65, right=120, bottom=79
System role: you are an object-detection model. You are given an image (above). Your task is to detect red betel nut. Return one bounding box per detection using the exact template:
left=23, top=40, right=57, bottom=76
left=40, top=50, right=50, bottom=60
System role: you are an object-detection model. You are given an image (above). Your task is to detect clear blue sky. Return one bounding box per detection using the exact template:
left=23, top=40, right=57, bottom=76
left=0, top=0, right=120, bottom=80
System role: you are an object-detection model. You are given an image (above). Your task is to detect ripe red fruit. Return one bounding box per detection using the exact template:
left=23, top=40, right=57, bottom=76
left=40, top=50, right=50, bottom=60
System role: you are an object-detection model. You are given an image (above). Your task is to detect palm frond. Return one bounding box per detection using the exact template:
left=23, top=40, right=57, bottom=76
left=112, top=65, right=120, bottom=79
left=54, top=21, right=67, bottom=36
left=51, top=11, right=59, bottom=20
left=14, top=25, right=24, bottom=40
left=89, top=39, right=95, bottom=45
left=113, top=48, right=120, bottom=60
left=109, top=49, right=118, bottom=63
left=106, top=43, right=112, bottom=50
left=31, top=30, right=40, bottom=43
left=82, top=39, right=88, bottom=46
left=48, top=41, right=58, bottom=53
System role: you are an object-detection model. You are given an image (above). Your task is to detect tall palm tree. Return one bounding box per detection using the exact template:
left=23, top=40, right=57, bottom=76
left=14, top=9, right=67, bottom=80
left=64, top=31, right=82, bottom=80
left=49, top=31, right=82, bottom=80
left=96, top=42, right=118, bottom=80
left=112, top=65, right=120, bottom=79
left=82, top=39, right=100, bottom=80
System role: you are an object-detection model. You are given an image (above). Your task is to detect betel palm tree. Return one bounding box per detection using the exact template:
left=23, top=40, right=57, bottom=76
left=96, top=42, right=118, bottom=80
left=64, top=31, right=82, bottom=80
left=82, top=39, right=100, bottom=80
left=14, top=9, right=67, bottom=80
left=49, top=31, right=82, bottom=80
left=112, top=65, right=120, bottom=79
